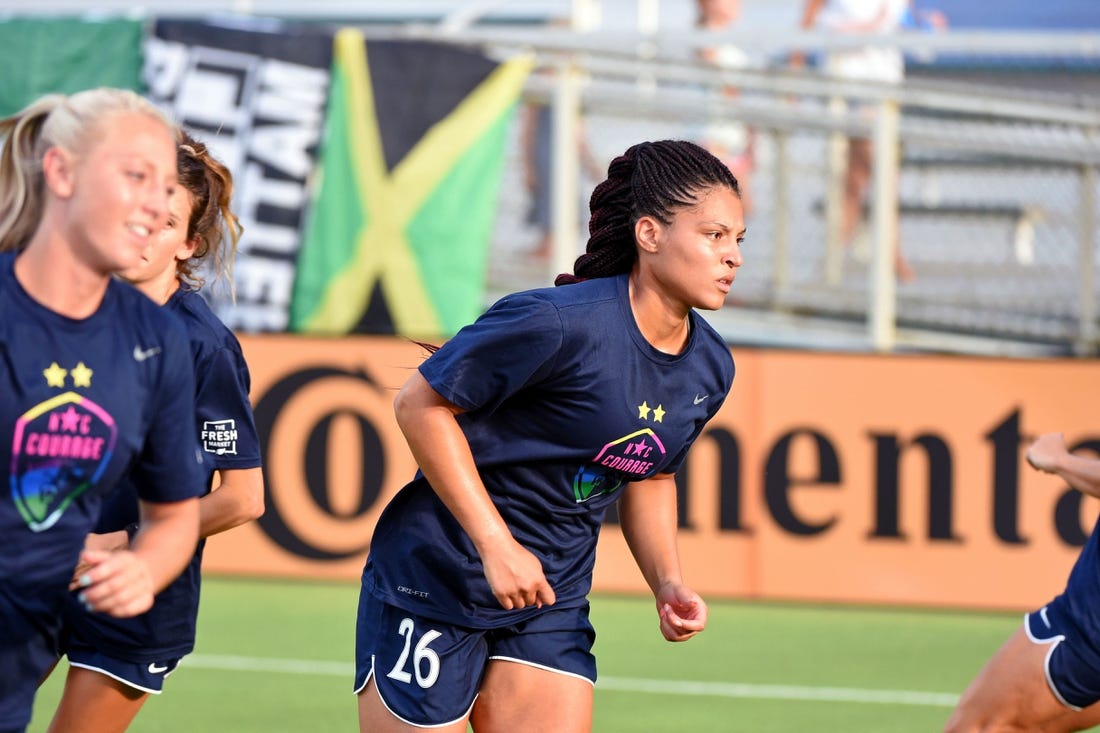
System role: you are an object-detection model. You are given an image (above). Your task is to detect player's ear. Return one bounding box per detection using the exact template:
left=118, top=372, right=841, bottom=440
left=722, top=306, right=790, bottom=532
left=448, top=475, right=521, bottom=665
left=176, top=236, right=200, bottom=263
left=635, top=215, right=661, bottom=254
left=42, top=146, right=77, bottom=199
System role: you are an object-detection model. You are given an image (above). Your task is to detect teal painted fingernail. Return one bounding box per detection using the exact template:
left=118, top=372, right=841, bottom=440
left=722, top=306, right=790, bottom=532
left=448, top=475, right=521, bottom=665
left=78, top=574, right=92, bottom=588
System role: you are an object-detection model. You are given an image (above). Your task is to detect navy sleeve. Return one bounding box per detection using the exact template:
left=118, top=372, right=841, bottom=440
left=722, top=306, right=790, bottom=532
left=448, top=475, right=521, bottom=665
left=131, top=315, right=205, bottom=504
left=419, top=292, right=564, bottom=414
left=194, top=343, right=261, bottom=470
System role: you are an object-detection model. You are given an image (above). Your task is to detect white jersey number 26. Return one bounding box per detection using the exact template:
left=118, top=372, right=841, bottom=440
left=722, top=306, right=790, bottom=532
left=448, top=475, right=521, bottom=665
left=386, top=617, right=442, bottom=688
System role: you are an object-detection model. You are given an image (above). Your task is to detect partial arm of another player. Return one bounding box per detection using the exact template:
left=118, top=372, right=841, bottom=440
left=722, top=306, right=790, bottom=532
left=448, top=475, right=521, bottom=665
left=393, top=371, right=556, bottom=611
left=1027, top=432, right=1100, bottom=499
left=198, top=466, right=264, bottom=537
left=75, top=496, right=200, bottom=618
left=619, top=473, right=707, bottom=642
left=76, top=467, right=263, bottom=571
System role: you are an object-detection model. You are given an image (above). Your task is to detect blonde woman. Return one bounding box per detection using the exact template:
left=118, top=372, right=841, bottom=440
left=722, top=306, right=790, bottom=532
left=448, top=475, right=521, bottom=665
left=0, top=88, right=202, bottom=732
left=46, top=130, right=264, bottom=733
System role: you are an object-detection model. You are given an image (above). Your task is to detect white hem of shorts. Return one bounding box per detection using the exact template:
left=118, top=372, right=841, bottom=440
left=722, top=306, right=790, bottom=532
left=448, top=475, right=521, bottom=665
left=487, top=655, right=596, bottom=687
left=1022, top=611, right=1082, bottom=711
left=68, top=661, right=163, bottom=696
left=353, top=655, right=477, bottom=729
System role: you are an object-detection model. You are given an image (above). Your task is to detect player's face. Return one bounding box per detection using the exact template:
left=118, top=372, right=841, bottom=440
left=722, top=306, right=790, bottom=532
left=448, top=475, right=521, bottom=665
left=646, top=186, right=744, bottom=312
left=119, top=184, right=197, bottom=287
left=65, top=112, right=177, bottom=274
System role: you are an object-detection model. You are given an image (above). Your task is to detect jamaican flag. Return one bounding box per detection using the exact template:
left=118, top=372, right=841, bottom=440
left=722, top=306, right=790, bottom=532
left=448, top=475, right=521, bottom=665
left=289, top=29, right=532, bottom=337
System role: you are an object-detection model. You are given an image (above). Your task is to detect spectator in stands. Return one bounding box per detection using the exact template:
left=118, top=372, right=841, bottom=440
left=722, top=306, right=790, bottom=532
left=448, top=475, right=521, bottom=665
left=795, top=0, right=920, bottom=281
left=522, top=86, right=603, bottom=260
left=696, top=0, right=756, bottom=216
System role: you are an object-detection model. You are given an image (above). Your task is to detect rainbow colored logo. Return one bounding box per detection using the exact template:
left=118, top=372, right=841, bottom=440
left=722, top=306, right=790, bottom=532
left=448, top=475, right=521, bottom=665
left=10, top=392, right=118, bottom=532
left=573, top=428, right=667, bottom=503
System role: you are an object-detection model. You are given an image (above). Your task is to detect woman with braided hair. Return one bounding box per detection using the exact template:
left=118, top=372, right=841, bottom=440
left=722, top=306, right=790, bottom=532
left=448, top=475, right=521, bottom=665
left=355, top=139, right=744, bottom=732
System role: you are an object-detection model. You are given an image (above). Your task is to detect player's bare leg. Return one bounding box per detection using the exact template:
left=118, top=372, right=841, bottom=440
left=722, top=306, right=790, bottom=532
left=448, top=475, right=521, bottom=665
left=470, top=659, right=593, bottom=733
left=843, top=137, right=914, bottom=281
left=1041, top=699, right=1100, bottom=733
left=46, top=667, right=146, bottom=733
left=357, top=677, right=469, bottom=733
left=843, top=137, right=873, bottom=246
left=944, top=627, right=1076, bottom=732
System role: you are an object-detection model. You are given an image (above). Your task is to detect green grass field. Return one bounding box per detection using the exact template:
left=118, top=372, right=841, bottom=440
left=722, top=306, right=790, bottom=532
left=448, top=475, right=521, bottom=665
left=29, top=576, right=1025, bottom=732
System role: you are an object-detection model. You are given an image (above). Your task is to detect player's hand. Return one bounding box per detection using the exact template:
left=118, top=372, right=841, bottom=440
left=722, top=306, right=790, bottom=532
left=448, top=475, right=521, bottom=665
left=1026, top=432, right=1067, bottom=474
left=481, top=539, right=556, bottom=611
left=72, top=548, right=155, bottom=618
left=655, top=582, right=708, bottom=642
left=70, top=531, right=131, bottom=589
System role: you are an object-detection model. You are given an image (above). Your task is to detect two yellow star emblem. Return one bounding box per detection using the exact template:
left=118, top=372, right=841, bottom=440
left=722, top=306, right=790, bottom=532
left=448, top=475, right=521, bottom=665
left=637, top=401, right=666, bottom=423
left=43, top=361, right=93, bottom=388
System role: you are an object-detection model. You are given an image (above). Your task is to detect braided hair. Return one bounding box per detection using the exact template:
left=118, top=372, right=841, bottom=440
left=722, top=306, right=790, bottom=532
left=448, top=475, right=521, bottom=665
left=555, top=139, right=740, bottom=286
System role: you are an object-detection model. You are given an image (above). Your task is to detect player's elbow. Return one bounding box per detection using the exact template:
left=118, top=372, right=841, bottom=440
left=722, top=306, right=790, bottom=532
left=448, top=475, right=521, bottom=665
left=393, top=374, right=434, bottom=435
left=393, top=384, right=413, bottom=432
left=241, top=488, right=265, bottom=522
left=220, top=469, right=266, bottom=524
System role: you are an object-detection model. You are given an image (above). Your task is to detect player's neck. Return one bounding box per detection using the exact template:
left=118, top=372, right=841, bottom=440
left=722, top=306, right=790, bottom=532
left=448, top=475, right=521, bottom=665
left=14, top=241, right=109, bottom=319
left=628, top=273, right=691, bottom=354
left=135, top=271, right=181, bottom=306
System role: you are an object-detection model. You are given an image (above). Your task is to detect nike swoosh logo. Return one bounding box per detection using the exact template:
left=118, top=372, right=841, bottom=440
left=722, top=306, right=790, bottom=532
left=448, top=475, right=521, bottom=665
left=693, top=394, right=709, bottom=405
left=133, top=345, right=162, bottom=362
left=1040, top=606, right=1051, bottom=628
left=148, top=662, right=169, bottom=674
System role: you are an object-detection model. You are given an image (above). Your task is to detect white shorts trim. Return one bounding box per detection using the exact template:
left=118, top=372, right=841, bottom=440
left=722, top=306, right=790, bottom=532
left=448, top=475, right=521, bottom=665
left=487, top=655, right=596, bottom=687
left=1022, top=612, right=1081, bottom=712
left=354, top=654, right=477, bottom=729
left=352, top=665, right=371, bottom=696
left=68, top=661, right=162, bottom=696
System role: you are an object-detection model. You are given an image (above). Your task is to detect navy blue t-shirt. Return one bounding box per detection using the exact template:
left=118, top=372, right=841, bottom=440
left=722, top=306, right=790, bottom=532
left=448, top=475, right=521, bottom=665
left=364, top=274, right=735, bottom=628
left=0, top=252, right=204, bottom=727
left=65, top=287, right=262, bottom=661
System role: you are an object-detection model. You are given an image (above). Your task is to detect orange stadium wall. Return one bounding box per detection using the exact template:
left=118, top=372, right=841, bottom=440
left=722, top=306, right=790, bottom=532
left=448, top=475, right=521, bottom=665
left=203, top=335, right=1100, bottom=611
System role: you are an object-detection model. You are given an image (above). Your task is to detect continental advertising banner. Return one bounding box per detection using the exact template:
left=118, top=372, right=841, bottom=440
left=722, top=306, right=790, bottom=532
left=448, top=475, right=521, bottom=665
left=205, top=336, right=1100, bottom=611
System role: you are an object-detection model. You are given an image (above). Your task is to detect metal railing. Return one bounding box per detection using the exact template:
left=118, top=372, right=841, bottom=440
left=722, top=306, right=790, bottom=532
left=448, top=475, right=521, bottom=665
left=398, top=24, right=1100, bottom=355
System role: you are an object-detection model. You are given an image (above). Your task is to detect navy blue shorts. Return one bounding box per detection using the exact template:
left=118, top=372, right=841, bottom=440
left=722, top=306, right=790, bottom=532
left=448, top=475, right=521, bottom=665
left=66, top=644, right=181, bottom=694
left=1025, top=600, right=1100, bottom=710
left=0, top=631, right=55, bottom=732
left=354, top=593, right=596, bottom=727
left=0, top=584, right=65, bottom=732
